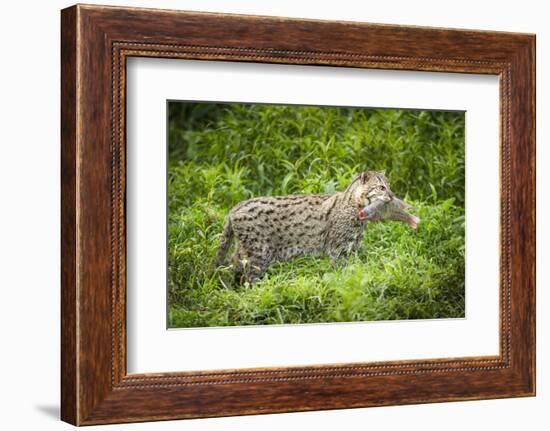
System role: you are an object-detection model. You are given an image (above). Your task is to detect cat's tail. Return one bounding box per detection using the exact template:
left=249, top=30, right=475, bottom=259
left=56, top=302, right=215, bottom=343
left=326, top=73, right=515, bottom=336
left=215, top=218, right=234, bottom=267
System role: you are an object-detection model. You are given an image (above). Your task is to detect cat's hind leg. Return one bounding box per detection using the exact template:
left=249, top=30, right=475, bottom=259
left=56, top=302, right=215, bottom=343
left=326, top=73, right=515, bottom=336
left=244, top=257, right=270, bottom=284
left=244, top=244, right=273, bottom=284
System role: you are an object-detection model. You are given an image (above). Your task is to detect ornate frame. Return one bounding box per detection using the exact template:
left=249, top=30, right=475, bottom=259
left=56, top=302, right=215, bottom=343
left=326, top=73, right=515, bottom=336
left=61, top=4, right=535, bottom=425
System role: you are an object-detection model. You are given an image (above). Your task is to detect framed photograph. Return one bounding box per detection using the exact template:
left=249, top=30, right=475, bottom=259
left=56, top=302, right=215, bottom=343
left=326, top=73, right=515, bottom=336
left=61, top=4, right=535, bottom=425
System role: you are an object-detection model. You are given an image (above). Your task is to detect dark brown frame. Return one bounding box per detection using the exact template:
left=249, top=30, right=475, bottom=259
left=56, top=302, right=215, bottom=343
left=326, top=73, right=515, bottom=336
left=61, top=4, right=536, bottom=426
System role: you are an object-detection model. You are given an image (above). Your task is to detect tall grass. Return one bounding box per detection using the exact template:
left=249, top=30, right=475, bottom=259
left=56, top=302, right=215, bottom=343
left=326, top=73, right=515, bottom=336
left=168, top=102, right=465, bottom=328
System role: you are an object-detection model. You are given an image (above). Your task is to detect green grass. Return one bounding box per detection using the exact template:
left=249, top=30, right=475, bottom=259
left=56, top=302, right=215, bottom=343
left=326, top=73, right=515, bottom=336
left=168, top=103, right=465, bottom=328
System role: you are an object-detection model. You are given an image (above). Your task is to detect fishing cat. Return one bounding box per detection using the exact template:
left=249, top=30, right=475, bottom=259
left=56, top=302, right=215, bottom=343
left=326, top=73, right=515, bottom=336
left=215, top=171, right=419, bottom=283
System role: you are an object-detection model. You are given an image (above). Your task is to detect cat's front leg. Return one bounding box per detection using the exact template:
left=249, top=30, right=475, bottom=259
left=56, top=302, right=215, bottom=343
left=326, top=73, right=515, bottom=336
left=328, top=248, right=350, bottom=270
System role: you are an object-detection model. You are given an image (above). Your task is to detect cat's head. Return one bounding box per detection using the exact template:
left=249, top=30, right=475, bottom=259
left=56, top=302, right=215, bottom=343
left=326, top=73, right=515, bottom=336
left=349, top=171, right=394, bottom=208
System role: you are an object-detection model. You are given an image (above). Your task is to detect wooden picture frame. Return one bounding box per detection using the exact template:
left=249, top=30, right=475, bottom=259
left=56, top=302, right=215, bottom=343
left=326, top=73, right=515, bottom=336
left=61, top=4, right=535, bottom=425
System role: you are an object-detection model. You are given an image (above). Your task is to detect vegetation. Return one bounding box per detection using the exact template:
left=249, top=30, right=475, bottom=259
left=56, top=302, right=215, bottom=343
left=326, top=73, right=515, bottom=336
left=168, top=103, right=465, bottom=327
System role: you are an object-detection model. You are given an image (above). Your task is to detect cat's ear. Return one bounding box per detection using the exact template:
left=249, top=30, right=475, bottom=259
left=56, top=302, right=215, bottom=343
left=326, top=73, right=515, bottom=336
left=360, top=171, right=371, bottom=184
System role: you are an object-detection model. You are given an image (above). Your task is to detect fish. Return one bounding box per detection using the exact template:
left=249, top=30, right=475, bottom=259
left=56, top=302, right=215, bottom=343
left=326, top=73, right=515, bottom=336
left=357, top=198, right=420, bottom=229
